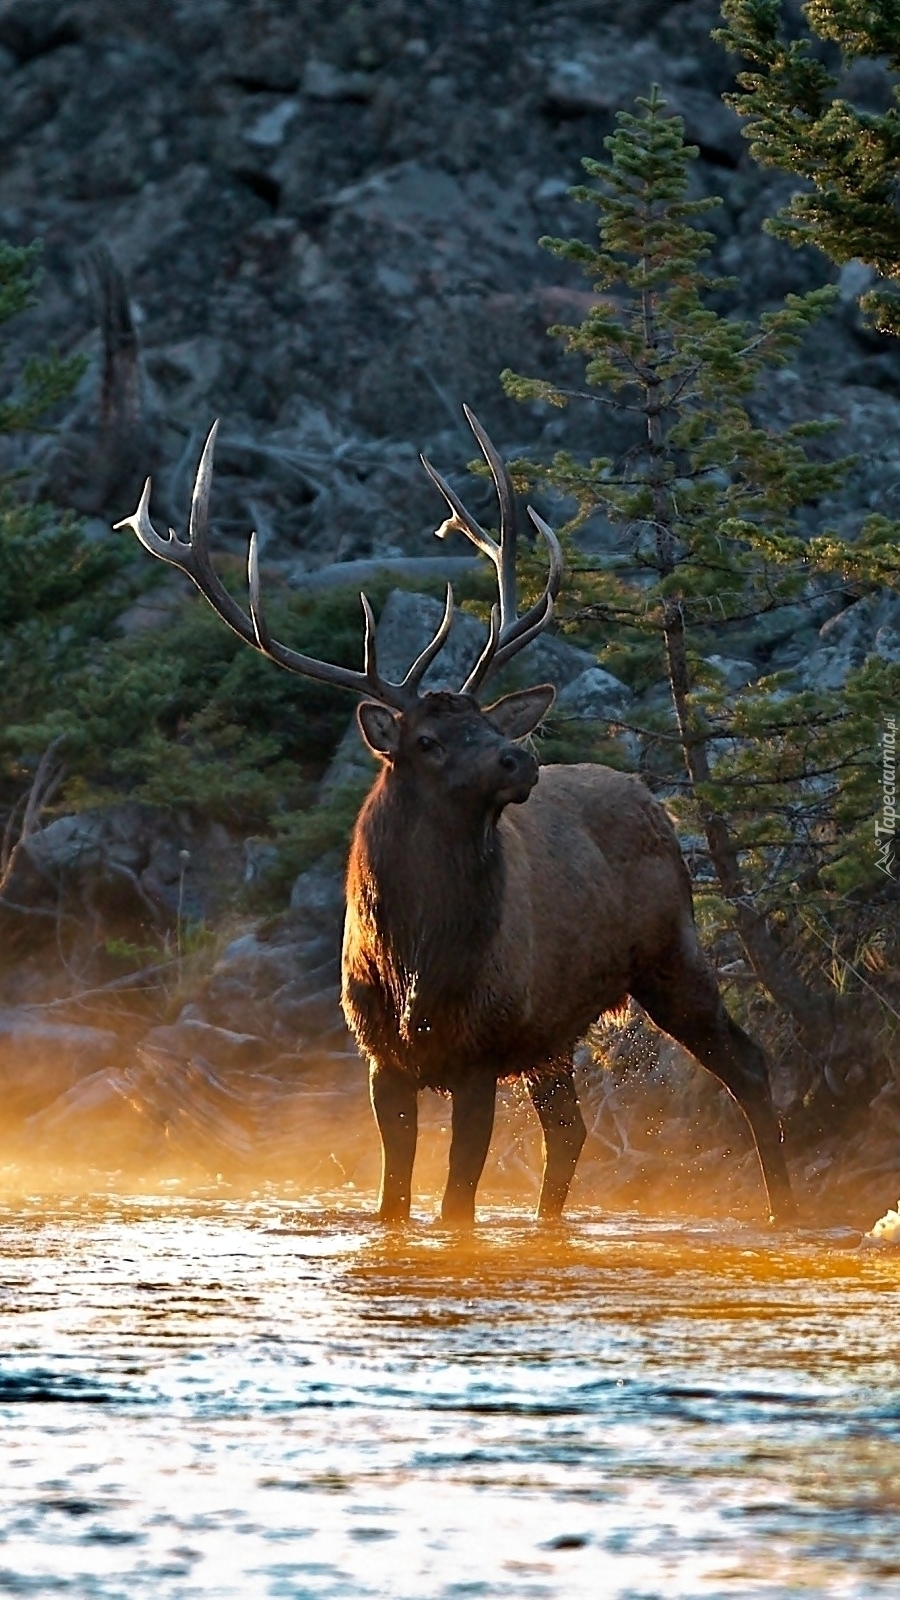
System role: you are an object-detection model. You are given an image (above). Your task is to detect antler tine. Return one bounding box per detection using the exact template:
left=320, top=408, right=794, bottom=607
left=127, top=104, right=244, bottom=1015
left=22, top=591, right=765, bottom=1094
left=114, top=421, right=268, bottom=655
left=489, top=506, right=564, bottom=656
left=527, top=506, right=564, bottom=592
left=360, top=593, right=379, bottom=683
left=115, top=421, right=459, bottom=713
left=460, top=603, right=501, bottom=697
left=187, top=417, right=218, bottom=558
left=418, top=452, right=500, bottom=566
left=461, top=404, right=518, bottom=634
left=420, top=411, right=565, bottom=696
left=115, top=475, right=185, bottom=561
left=401, top=583, right=455, bottom=694
left=247, top=530, right=271, bottom=651
left=491, top=594, right=556, bottom=673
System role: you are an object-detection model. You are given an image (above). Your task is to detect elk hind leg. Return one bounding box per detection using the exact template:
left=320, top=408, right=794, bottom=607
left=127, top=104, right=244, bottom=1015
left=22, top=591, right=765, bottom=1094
left=441, top=1072, right=497, bottom=1226
left=370, top=1062, right=418, bottom=1223
left=526, top=1063, right=587, bottom=1221
left=633, top=970, right=796, bottom=1225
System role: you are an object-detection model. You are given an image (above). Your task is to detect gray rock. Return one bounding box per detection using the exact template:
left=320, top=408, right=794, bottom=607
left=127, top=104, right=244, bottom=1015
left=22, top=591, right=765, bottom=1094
left=207, top=930, right=300, bottom=997
left=243, top=99, right=300, bottom=148
left=557, top=666, right=632, bottom=720
left=0, top=804, right=243, bottom=939
left=0, top=0, right=887, bottom=561
left=0, top=1010, right=120, bottom=1121
left=303, top=58, right=376, bottom=102
left=140, top=1019, right=265, bottom=1070
left=288, top=853, right=345, bottom=926
left=801, top=590, right=900, bottom=690
left=875, top=621, right=900, bottom=666
left=317, top=732, right=377, bottom=802
left=541, top=44, right=743, bottom=162
left=289, top=555, right=479, bottom=593
left=704, top=655, right=758, bottom=691
left=197, top=852, right=349, bottom=1049
left=243, top=838, right=281, bottom=888
left=838, top=259, right=878, bottom=303
left=373, top=588, right=489, bottom=688
left=115, top=576, right=187, bottom=636
left=522, top=633, right=597, bottom=691
left=372, top=588, right=596, bottom=695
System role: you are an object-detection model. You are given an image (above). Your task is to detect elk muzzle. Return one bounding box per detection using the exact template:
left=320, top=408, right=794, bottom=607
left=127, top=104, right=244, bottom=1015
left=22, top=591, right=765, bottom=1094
left=494, top=743, right=539, bottom=807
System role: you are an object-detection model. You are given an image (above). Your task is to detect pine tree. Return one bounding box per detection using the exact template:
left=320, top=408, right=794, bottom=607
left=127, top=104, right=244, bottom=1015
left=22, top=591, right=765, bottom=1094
left=0, top=238, right=425, bottom=860
left=716, top=0, right=900, bottom=334
left=502, top=89, right=899, bottom=1086
left=0, top=239, right=121, bottom=814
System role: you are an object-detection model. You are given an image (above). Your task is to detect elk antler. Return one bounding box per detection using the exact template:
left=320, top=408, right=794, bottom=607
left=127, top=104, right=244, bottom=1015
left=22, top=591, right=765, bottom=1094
left=113, top=421, right=455, bottom=713
left=419, top=406, right=563, bottom=694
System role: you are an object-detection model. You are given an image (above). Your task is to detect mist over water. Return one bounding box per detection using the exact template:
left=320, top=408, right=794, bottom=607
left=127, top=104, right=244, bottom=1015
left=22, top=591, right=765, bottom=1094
left=1, top=1194, right=899, bottom=1599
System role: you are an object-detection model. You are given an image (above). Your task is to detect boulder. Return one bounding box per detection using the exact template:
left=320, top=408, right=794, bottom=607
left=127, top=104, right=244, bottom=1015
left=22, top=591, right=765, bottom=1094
left=0, top=803, right=244, bottom=956
left=139, top=1018, right=266, bottom=1071
left=801, top=590, right=900, bottom=691
left=0, top=1010, right=120, bottom=1121
left=288, top=852, right=346, bottom=927
left=372, top=588, right=488, bottom=688
left=557, top=665, right=632, bottom=720
left=195, top=854, right=348, bottom=1048
left=541, top=42, right=743, bottom=163
left=704, top=655, right=758, bottom=691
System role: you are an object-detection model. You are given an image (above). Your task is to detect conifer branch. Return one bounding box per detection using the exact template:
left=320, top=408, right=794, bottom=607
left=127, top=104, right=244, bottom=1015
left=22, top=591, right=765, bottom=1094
left=503, top=86, right=897, bottom=1050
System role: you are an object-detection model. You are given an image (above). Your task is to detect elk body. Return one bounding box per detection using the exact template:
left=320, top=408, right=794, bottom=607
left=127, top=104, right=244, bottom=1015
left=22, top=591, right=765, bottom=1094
left=117, top=410, right=796, bottom=1227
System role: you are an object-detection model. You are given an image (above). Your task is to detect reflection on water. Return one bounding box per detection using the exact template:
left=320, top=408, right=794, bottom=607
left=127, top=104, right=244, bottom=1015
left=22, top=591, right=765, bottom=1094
left=1, top=1197, right=899, bottom=1598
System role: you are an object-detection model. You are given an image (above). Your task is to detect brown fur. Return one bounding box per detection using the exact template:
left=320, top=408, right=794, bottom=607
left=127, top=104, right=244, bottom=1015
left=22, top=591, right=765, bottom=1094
left=116, top=409, right=794, bottom=1227
left=341, top=692, right=796, bottom=1227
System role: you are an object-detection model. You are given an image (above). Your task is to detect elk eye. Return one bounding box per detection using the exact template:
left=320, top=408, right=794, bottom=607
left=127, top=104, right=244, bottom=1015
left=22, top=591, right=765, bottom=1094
left=417, top=734, right=438, bottom=753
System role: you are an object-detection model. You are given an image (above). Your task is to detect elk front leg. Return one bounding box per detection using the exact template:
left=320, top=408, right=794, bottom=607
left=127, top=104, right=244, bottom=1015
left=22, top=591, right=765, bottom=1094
left=370, top=1062, right=418, bottom=1223
left=526, top=1065, right=587, bottom=1220
left=441, top=1072, right=497, bottom=1226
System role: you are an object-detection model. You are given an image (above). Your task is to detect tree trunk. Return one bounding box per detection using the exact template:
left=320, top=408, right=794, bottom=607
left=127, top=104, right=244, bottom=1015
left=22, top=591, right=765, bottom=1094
left=661, top=598, right=836, bottom=1048
left=637, top=269, right=838, bottom=1054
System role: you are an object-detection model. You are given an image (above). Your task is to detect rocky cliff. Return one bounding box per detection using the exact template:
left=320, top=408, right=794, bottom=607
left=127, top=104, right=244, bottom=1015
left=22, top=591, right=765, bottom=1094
left=2, top=0, right=899, bottom=549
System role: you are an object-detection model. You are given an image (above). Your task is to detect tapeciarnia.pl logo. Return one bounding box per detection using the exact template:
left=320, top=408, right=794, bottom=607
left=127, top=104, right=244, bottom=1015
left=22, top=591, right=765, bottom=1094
left=876, top=715, right=897, bottom=879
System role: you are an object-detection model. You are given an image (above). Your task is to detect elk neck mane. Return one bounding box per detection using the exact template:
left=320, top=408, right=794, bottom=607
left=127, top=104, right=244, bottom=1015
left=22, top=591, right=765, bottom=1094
left=348, top=758, right=507, bottom=1018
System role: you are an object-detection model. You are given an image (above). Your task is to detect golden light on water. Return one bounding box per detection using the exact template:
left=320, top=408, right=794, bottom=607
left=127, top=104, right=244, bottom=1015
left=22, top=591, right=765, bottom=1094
left=2, top=1192, right=900, bottom=1597
left=3, top=1016, right=900, bottom=1597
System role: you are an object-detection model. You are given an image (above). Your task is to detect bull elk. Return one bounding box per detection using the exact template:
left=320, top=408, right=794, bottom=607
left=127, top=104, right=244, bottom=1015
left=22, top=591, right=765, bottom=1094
left=116, top=409, right=796, bottom=1226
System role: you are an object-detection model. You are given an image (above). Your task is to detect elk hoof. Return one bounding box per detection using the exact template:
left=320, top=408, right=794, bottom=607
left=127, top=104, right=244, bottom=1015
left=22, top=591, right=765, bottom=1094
left=438, top=1202, right=476, bottom=1228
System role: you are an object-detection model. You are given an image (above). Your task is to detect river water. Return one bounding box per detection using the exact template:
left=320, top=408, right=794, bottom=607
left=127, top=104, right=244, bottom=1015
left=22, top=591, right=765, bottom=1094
left=1, top=1195, right=899, bottom=1599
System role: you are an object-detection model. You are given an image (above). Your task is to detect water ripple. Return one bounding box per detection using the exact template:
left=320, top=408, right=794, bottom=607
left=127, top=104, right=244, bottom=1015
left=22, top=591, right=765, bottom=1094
left=0, top=1199, right=899, bottom=1597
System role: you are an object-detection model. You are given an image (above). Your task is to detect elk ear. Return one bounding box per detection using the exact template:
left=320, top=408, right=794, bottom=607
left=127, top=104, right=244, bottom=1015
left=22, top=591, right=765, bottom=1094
left=483, top=684, right=556, bottom=740
left=357, top=701, right=401, bottom=759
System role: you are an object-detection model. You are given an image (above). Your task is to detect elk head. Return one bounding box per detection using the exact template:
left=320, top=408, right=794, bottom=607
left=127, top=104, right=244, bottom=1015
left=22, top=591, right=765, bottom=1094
left=357, top=687, right=555, bottom=827
left=113, top=407, right=563, bottom=796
